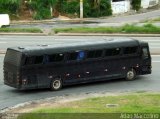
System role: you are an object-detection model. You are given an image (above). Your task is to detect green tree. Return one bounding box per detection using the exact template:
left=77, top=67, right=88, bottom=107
left=48, top=0, right=57, bottom=16
left=29, top=0, right=58, bottom=19
left=0, top=0, right=21, bottom=16
left=85, top=0, right=112, bottom=17
left=93, top=0, right=100, bottom=8
left=0, top=0, right=20, bottom=4
left=131, top=0, right=141, bottom=11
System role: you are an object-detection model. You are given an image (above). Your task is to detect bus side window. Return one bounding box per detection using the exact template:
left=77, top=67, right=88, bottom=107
left=48, top=53, right=64, bottom=62
left=87, top=51, right=95, bottom=58
left=95, top=50, right=103, bottom=58
left=34, top=56, right=43, bottom=64
left=142, top=47, right=149, bottom=59
left=25, top=56, right=35, bottom=65
left=68, top=51, right=85, bottom=61
left=48, top=54, right=57, bottom=62
left=56, top=54, right=64, bottom=62
left=105, top=48, right=120, bottom=57
left=87, top=50, right=103, bottom=59
left=124, top=46, right=138, bottom=54
left=77, top=51, right=85, bottom=60
left=68, top=52, right=78, bottom=61
left=43, top=55, right=49, bottom=64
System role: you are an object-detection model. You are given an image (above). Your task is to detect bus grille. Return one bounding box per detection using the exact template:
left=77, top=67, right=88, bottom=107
left=4, top=71, right=17, bottom=84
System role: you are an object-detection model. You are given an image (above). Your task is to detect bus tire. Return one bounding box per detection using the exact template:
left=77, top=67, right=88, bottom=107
left=125, top=69, right=136, bottom=81
left=50, top=78, right=62, bottom=91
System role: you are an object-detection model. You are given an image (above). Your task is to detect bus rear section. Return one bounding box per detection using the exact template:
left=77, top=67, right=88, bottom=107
left=3, top=49, right=22, bottom=89
left=140, top=42, right=152, bottom=75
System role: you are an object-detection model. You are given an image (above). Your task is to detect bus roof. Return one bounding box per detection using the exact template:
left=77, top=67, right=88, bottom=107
left=8, top=38, right=142, bottom=56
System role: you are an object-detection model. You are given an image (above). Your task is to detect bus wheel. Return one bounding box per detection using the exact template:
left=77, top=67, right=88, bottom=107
left=126, top=69, right=136, bottom=81
left=50, top=78, right=62, bottom=91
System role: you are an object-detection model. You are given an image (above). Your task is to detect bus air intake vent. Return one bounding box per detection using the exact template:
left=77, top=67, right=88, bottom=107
left=37, top=44, right=49, bottom=47
left=18, top=47, right=25, bottom=49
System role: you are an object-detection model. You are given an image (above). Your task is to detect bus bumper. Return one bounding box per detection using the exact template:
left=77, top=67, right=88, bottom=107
left=4, top=81, right=21, bottom=89
left=141, top=66, right=152, bottom=75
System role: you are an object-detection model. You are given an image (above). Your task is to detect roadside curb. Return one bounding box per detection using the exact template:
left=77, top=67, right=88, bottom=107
left=0, top=50, right=6, bottom=54
left=56, top=33, right=160, bottom=37
left=0, top=33, right=47, bottom=36
left=0, top=33, right=160, bottom=37
left=11, top=19, right=88, bottom=25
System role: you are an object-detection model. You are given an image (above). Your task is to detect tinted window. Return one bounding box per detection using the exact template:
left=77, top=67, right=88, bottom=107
left=142, top=47, right=149, bottom=59
left=25, top=57, right=35, bottom=65
left=105, top=48, right=121, bottom=56
left=56, top=54, right=64, bottom=61
left=77, top=51, right=85, bottom=60
left=68, top=52, right=78, bottom=61
left=95, top=50, right=103, bottom=57
left=87, top=51, right=95, bottom=58
left=25, top=56, right=43, bottom=65
left=48, top=54, right=57, bottom=62
left=87, top=50, right=103, bottom=59
left=48, top=53, right=64, bottom=62
left=68, top=51, right=85, bottom=61
left=124, top=47, right=138, bottom=54
left=35, top=56, right=43, bottom=64
left=4, top=49, right=22, bottom=66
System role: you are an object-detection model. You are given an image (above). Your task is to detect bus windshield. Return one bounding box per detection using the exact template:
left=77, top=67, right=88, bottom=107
left=4, top=49, right=22, bottom=66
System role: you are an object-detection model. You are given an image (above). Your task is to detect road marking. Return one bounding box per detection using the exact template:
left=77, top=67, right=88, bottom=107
left=142, top=40, right=160, bottom=42
left=149, top=43, right=160, bottom=44
left=153, top=61, right=160, bottom=63
left=0, top=42, right=7, bottom=44
left=150, top=46, right=160, bottom=49
left=149, top=44, right=160, bottom=47
left=0, top=38, right=7, bottom=40
left=152, top=55, right=160, bottom=57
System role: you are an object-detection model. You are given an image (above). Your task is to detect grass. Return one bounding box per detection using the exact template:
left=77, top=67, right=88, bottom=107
left=17, top=93, right=160, bottom=119
left=153, top=17, right=160, bottom=22
left=144, top=17, right=160, bottom=23
left=0, top=28, right=43, bottom=33
left=54, top=24, right=160, bottom=34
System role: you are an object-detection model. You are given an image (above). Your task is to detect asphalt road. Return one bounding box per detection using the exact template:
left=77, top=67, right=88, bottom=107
left=0, top=36, right=160, bottom=110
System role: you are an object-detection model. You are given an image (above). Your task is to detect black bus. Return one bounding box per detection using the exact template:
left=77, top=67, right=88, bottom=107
left=3, top=38, right=151, bottom=90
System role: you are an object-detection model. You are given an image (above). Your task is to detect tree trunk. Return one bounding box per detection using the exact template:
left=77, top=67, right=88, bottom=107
left=50, top=5, right=53, bottom=17
left=94, top=0, right=100, bottom=8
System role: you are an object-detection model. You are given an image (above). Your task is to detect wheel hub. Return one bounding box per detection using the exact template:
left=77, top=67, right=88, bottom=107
left=127, top=71, right=134, bottom=80
left=53, top=80, right=60, bottom=89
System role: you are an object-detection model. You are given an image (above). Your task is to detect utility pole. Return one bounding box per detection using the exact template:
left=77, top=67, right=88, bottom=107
left=80, top=0, right=83, bottom=19
left=50, top=5, right=53, bottom=17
